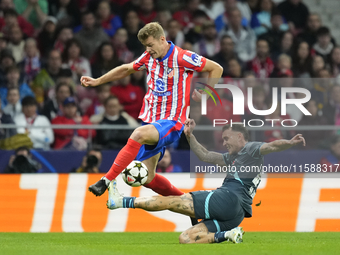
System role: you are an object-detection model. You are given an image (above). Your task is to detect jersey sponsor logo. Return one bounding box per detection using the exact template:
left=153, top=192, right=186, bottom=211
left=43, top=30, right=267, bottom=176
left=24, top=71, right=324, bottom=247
left=153, top=78, right=172, bottom=96
left=183, top=52, right=202, bottom=67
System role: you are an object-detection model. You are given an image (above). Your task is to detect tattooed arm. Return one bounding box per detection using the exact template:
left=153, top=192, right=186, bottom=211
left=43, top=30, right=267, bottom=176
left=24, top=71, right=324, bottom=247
left=184, top=119, right=225, bottom=166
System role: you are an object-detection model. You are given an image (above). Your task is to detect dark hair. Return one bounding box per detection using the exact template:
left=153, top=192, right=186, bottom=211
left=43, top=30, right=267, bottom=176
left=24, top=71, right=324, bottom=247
left=292, top=40, right=312, bottom=74
left=86, top=147, right=102, bottom=157
left=104, top=95, right=119, bottom=106
left=3, top=8, right=18, bottom=17
left=15, top=146, right=31, bottom=155
left=6, top=65, right=20, bottom=74
left=81, top=10, right=94, bottom=18
left=316, top=26, right=330, bottom=37
left=62, top=38, right=83, bottom=62
left=220, top=34, right=232, bottom=42
left=222, top=124, right=249, bottom=141
left=7, top=86, right=19, bottom=94
left=21, top=96, right=37, bottom=107
left=55, top=82, right=73, bottom=95
left=94, top=42, right=119, bottom=69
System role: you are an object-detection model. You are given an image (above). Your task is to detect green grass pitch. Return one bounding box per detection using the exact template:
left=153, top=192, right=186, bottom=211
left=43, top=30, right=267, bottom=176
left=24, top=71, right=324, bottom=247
left=0, top=232, right=339, bottom=255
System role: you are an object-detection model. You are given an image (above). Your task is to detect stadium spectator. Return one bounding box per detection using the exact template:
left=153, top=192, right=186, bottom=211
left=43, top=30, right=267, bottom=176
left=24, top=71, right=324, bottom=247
left=54, top=26, right=73, bottom=53
left=19, top=38, right=41, bottom=84
left=310, top=69, right=333, bottom=107
left=312, top=27, right=334, bottom=63
left=40, top=82, right=76, bottom=121
left=271, top=53, right=292, bottom=77
left=251, top=0, right=287, bottom=36
left=322, top=85, right=340, bottom=125
left=226, top=58, right=244, bottom=79
left=14, top=96, right=54, bottom=149
left=172, top=0, right=199, bottom=28
left=247, top=0, right=259, bottom=13
left=199, top=0, right=224, bottom=21
left=212, top=35, right=238, bottom=77
left=32, top=50, right=68, bottom=104
left=112, top=27, right=134, bottom=63
left=0, top=50, right=15, bottom=86
left=37, top=16, right=57, bottom=58
left=0, top=97, right=17, bottom=140
left=14, top=0, right=48, bottom=29
left=299, top=99, right=329, bottom=149
left=93, top=96, right=138, bottom=149
left=4, top=146, right=41, bottom=173
left=156, top=10, right=172, bottom=32
left=85, top=84, right=111, bottom=118
left=215, top=0, right=251, bottom=33
left=48, top=0, right=81, bottom=27
left=0, top=0, right=15, bottom=12
left=310, top=55, right=325, bottom=78
left=193, top=20, right=220, bottom=58
left=247, top=39, right=274, bottom=79
left=61, top=38, right=91, bottom=84
left=319, top=135, right=340, bottom=170
left=3, top=87, right=21, bottom=119
left=184, top=10, right=209, bottom=45
left=222, top=7, right=256, bottom=63
left=52, top=96, right=95, bottom=150
left=258, top=11, right=287, bottom=55
left=138, top=0, right=157, bottom=25
left=74, top=10, right=109, bottom=59
left=0, top=8, right=34, bottom=37
left=166, top=19, right=185, bottom=48
left=330, top=46, right=340, bottom=79
left=75, top=148, right=103, bottom=173
left=95, top=0, right=122, bottom=37
left=110, top=76, right=144, bottom=120
left=7, top=25, right=25, bottom=63
left=298, top=13, right=322, bottom=47
left=124, top=10, right=144, bottom=57
left=0, top=66, right=34, bottom=107
left=277, top=0, right=309, bottom=33
left=91, top=42, right=120, bottom=79
left=271, top=31, right=293, bottom=61
left=292, top=41, right=312, bottom=78
left=156, top=148, right=183, bottom=173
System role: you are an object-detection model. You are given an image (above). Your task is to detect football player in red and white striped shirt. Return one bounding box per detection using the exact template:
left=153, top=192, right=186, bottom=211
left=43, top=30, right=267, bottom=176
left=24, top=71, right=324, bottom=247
left=81, top=22, right=222, bottom=199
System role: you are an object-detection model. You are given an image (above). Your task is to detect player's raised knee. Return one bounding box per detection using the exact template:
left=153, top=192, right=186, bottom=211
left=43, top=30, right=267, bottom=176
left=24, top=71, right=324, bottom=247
left=131, top=125, right=158, bottom=145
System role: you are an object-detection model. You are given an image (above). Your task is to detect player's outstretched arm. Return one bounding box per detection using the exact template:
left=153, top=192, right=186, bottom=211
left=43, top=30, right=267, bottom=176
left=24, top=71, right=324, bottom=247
left=260, top=134, right=306, bottom=155
left=80, top=62, right=136, bottom=87
left=184, top=119, right=225, bottom=165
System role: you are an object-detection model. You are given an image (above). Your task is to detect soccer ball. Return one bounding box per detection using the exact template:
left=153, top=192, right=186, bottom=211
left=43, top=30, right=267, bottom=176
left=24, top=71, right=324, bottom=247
left=122, top=160, right=149, bottom=187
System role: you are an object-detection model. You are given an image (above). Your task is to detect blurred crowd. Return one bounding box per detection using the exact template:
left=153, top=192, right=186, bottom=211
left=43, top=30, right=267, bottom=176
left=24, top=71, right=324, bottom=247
left=0, top=0, right=339, bottom=152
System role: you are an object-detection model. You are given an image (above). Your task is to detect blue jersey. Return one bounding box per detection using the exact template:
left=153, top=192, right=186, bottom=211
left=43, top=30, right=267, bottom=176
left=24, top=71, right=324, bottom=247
left=222, top=142, right=265, bottom=217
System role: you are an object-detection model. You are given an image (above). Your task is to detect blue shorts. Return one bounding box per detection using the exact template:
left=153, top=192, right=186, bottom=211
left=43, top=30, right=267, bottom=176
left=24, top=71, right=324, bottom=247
left=135, top=119, right=184, bottom=162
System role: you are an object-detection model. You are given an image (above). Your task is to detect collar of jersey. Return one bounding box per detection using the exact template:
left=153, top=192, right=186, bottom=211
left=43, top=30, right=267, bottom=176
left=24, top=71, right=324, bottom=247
left=157, top=41, right=175, bottom=62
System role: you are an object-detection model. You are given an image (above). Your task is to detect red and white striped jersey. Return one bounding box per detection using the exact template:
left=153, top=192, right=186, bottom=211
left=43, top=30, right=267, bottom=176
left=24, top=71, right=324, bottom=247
left=132, top=42, right=206, bottom=123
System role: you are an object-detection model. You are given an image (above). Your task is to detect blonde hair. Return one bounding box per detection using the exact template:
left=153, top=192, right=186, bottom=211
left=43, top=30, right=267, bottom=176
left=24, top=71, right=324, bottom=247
left=137, top=22, right=165, bottom=43
left=278, top=54, right=292, bottom=65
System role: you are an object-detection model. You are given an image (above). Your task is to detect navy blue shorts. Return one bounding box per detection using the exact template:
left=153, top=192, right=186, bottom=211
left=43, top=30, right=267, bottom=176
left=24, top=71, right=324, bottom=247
left=190, top=188, right=245, bottom=232
left=135, top=120, right=184, bottom=162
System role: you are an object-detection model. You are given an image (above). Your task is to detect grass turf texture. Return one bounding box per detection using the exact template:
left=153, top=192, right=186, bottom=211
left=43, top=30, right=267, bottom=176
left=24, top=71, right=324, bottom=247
left=0, top=232, right=339, bottom=255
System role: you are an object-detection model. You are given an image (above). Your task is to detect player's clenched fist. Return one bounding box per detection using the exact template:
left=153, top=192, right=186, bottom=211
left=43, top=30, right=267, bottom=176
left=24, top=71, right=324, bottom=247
left=80, top=76, right=100, bottom=87
left=184, top=118, right=196, bottom=137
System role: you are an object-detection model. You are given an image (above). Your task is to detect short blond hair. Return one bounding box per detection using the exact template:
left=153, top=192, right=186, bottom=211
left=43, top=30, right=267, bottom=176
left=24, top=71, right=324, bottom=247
left=137, top=22, right=165, bottom=43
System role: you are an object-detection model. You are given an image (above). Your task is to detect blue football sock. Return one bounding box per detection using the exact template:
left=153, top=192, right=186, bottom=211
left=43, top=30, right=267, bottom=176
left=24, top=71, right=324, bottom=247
left=122, top=197, right=136, bottom=208
left=214, top=231, right=227, bottom=243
